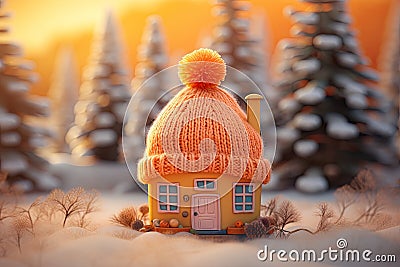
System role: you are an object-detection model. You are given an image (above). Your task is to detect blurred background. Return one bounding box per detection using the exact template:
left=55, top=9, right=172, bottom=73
left=1, top=0, right=399, bottom=193
left=7, top=0, right=394, bottom=95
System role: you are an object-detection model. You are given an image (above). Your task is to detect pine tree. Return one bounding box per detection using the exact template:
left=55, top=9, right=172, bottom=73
left=67, top=11, right=131, bottom=161
left=0, top=1, right=59, bottom=191
left=378, top=1, right=400, bottom=157
left=48, top=47, right=79, bottom=153
left=124, top=15, right=172, bottom=165
left=208, top=0, right=271, bottom=107
left=273, top=0, right=397, bottom=192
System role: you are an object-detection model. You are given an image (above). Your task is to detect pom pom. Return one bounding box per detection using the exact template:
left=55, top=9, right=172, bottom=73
left=178, top=48, right=226, bottom=87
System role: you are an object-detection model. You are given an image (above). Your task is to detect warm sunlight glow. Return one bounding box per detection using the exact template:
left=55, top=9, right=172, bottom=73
left=4, top=0, right=395, bottom=95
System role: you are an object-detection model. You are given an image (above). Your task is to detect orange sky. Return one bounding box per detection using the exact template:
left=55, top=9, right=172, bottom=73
left=4, top=0, right=396, bottom=95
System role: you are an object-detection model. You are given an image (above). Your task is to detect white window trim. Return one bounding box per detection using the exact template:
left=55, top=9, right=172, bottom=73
left=194, top=179, right=217, bottom=191
left=157, top=183, right=179, bottom=213
left=233, top=183, right=255, bottom=213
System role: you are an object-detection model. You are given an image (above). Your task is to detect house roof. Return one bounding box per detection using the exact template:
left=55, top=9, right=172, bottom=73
left=137, top=48, right=270, bottom=185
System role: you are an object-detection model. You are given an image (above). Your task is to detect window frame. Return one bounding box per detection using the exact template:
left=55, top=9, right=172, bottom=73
left=194, top=179, right=217, bottom=191
left=232, top=183, right=255, bottom=213
left=157, top=183, right=179, bottom=213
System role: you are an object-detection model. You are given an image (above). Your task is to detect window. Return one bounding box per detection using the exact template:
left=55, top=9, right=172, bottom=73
left=233, top=183, right=254, bottom=213
left=157, top=183, right=179, bottom=213
left=194, top=179, right=216, bottom=190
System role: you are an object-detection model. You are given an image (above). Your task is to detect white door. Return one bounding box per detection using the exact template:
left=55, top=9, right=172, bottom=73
left=191, top=194, right=220, bottom=230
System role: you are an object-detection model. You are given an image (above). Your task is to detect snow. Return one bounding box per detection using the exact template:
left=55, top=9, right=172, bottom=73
left=214, top=43, right=232, bottom=54
left=293, top=58, right=321, bottom=74
left=109, top=87, right=130, bottom=100
left=86, top=103, right=100, bottom=115
left=295, top=168, right=329, bottom=193
left=0, top=112, right=20, bottom=130
left=28, top=168, right=61, bottom=190
left=294, top=82, right=326, bottom=105
left=333, top=74, right=367, bottom=95
left=360, top=69, right=379, bottom=81
left=329, top=22, right=348, bottom=35
left=345, top=93, right=367, bottom=109
left=313, top=34, right=342, bottom=50
left=294, top=139, right=319, bottom=157
left=30, top=96, right=50, bottom=111
left=0, top=151, right=28, bottom=174
left=235, top=46, right=250, bottom=58
left=344, top=82, right=367, bottom=95
left=90, top=129, right=117, bottom=146
left=7, top=81, right=28, bottom=93
left=0, top=132, right=21, bottom=146
left=336, top=52, right=359, bottom=68
left=292, top=12, right=319, bottom=25
left=2, top=189, right=398, bottom=267
left=151, top=54, right=168, bottom=66
left=86, top=65, right=112, bottom=79
left=94, top=112, right=115, bottom=127
left=278, top=98, right=301, bottom=113
left=113, top=103, right=128, bottom=122
left=276, top=127, right=300, bottom=144
left=29, top=135, right=47, bottom=148
left=327, top=120, right=359, bottom=140
left=232, top=18, right=249, bottom=30
left=49, top=159, right=139, bottom=192
left=367, top=119, right=396, bottom=137
left=215, top=26, right=232, bottom=38
left=293, top=113, right=322, bottom=131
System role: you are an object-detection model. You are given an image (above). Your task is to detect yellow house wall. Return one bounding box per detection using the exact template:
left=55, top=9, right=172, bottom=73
left=148, top=172, right=263, bottom=230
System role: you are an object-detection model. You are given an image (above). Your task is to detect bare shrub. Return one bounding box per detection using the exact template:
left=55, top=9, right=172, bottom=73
left=47, top=187, right=99, bottom=227
left=111, top=204, right=149, bottom=229
left=17, top=197, right=45, bottom=229
left=75, top=190, right=99, bottom=228
left=315, top=202, right=335, bottom=233
left=274, top=200, right=301, bottom=237
left=334, top=184, right=357, bottom=224
left=0, top=172, right=19, bottom=222
left=11, top=214, right=33, bottom=253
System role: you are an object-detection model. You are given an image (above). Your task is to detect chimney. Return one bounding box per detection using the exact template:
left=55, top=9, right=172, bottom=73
left=245, top=94, right=263, bottom=134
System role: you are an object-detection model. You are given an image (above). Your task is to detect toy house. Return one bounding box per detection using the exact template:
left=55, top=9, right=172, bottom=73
left=137, top=48, right=271, bottom=234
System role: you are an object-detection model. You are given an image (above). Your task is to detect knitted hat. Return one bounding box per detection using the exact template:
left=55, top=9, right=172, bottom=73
left=138, top=48, right=270, bottom=184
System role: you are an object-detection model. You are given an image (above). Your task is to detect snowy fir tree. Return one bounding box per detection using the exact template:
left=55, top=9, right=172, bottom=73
left=273, top=0, right=397, bottom=192
left=48, top=47, right=79, bottom=153
left=124, top=15, right=172, bottom=166
left=0, top=1, right=59, bottom=191
left=67, top=11, right=131, bottom=161
left=208, top=0, right=271, bottom=107
left=378, top=1, right=400, bottom=157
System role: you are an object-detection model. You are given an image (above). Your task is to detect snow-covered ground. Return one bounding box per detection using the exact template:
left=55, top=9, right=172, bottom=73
left=1, top=158, right=397, bottom=267
left=49, top=155, right=140, bottom=192
left=1, top=190, right=397, bottom=267
left=2, top=225, right=399, bottom=267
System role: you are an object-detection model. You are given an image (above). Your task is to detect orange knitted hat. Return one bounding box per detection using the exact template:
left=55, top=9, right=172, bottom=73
left=137, top=48, right=270, bottom=184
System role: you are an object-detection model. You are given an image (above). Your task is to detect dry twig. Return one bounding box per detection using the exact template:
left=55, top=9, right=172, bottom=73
left=47, top=187, right=98, bottom=227
left=261, top=197, right=278, bottom=217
